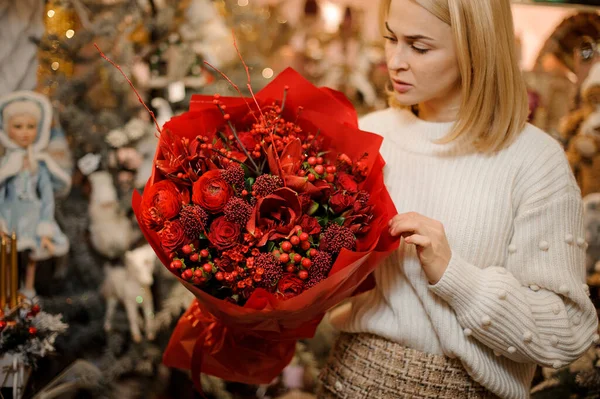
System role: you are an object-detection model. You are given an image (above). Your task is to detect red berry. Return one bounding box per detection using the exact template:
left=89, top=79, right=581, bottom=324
left=281, top=241, right=292, bottom=252
left=279, top=253, right=290, bottom=263
left=215, top=272, right=224, bottom=281
left=302, top=258, right=312, bottom=268
left=307, top=157, right=317, bottom=166
left=29, top=327, right=38, bottom=336
left=325, top=174, right=335, bottom=183
left=182, top=269, right=193, bottom=280
left=316, top=157, right=324, bottom=165
left=31, top=304, right=41, bottom=315
left=171, top=260, right=183, bottom=270
left=307, top=173, right=316, bottom=182
left=203, top=263, right=213, bottom=273
left=290, top=235, right=300, bottom=246
left=177, top=172, right=183, bottom=178
left=298, top=170, right=306, bottom=177
left=193, top=276, right=202, bottom=285
left=0, top=320, right=6, bottom=331
left=190, top=253, right=199, bottom=262
left=242, top=190, right=248, bottom=196
left=194, top=269, right=203, bottom=278
left=298, top=270, right=309, bottom=280
left=309, top=248, right=318, bottom=257
left=293, top=253, right=302, bottom=263
left=326, top=166, right=335, bottom=173
left=299, top=232, right=309, bottom=242
left=224, top=114, right=231, bottom=120
left=286, top=265, right=296, bottom=273
left=314, top=165, right=324, bottom=175
left=301, top=240, right=311, bottom=251
left=200, top=249, right=209, bottom=258
left=182, top=245, right=192, bottom=255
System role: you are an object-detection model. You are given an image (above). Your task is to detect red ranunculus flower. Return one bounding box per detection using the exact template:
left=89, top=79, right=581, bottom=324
left=208, top=216, right=241, bottom=250
left=160, top=220, right=186, bottom=254
left=336, top=172, right=358, bottom=193
left=277, top=273, right=304, bottom=299
left=141, top=180, right=184, bottom=231
left=298, top=215, right=321, bottom=235
left=329, top=191, right=354, bottom=214
left=249, top=188, right=302, bottom=246
left=192, top=170, right=233, bottom=213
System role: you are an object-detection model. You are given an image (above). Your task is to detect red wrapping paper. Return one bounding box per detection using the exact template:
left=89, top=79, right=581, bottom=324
left=132, top=68, right=399, bottom=386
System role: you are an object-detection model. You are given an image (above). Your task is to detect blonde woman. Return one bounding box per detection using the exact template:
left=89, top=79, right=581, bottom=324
left=318, top=1, right=599, bottom=398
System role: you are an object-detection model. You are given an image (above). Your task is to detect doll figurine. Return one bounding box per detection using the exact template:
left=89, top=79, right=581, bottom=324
left=0, top=91, right=71, bottom=299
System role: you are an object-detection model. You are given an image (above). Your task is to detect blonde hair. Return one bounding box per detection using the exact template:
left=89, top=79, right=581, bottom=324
left=380, top=0, right=529, bottom=153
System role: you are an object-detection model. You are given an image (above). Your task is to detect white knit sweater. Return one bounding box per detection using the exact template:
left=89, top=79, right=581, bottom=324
left=336, top=107, right=599, bottom=399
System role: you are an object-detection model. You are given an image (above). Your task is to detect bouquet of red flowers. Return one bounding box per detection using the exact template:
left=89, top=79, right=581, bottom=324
left=132, top=67, right=398, bottom=390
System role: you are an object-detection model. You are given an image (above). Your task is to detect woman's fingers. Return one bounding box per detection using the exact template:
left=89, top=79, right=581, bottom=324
left=404, top=234, right=430, bottom=247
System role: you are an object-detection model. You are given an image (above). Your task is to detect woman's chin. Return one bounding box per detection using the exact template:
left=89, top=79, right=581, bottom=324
left=392, top=92, right=418, bottom=107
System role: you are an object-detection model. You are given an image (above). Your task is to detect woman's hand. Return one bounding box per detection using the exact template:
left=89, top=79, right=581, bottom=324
left=41, top=236, right=55, bottom=255
left=388, top=212, right=451, bottom=284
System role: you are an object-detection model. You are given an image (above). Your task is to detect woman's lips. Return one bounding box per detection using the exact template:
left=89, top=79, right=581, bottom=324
left=392, top=80, right=413, bottom=93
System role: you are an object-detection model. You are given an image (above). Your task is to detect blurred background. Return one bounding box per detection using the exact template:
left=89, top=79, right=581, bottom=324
left=2, top=0, right=600, bottom=398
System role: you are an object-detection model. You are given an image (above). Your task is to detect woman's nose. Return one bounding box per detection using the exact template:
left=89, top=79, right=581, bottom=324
left=387, top=46, right=410, bottom=72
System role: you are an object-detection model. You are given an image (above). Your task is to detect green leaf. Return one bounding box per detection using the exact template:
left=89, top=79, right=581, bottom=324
left=245, top=177, right=255, bottom=190
left=332, top=216, right=346, bottom=226
left=199, top=232, right=208, bottom=240
left=308, top=201, right=319, bottom=216
left=241, top=164, right=251, bottom=177
left=267, top=241, right=276, bottom=253
left=317, top=151, right=331, bottom=157
left=317, top=217, right=329, bottom=227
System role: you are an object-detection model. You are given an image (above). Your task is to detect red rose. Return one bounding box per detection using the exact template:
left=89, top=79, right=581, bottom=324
left=141, top=180, right=184, bottom=231
left=208, top=216, right=241, bottom=250
left=160, top=220, right=186, bottom=254
left=329, top=191, right=354, bottom=214
left=192, top=170, right=233, bottom=213
left=277, top=273, right=304, bottom=299
left=298, top=215, right=321, bottom=235
left=336, top=172, right=358, bottom=193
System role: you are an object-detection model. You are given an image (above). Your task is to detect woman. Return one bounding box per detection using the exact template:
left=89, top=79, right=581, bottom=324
left=318, top=1, right=599, bottom=398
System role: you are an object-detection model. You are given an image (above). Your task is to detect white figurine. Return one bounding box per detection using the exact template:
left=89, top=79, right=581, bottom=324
left=102, top=244, right=157, bottom=343
left=88, top=171, right=135, bottom=259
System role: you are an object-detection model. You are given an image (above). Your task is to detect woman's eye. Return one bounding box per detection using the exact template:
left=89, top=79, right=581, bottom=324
left=411, top=46, right=429, bottom=54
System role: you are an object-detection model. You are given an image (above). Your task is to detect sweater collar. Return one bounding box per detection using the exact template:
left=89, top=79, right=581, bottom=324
left=383, top=108, right=472, bottom=156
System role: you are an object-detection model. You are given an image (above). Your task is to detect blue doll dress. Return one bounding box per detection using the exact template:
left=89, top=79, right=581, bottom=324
left=0, top=161, right=69, bottom=260
left=0, top=91, right=72, bottom=261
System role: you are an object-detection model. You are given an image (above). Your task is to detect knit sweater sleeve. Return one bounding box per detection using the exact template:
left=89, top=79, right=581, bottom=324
left=429, top=141, right=599, bottom=368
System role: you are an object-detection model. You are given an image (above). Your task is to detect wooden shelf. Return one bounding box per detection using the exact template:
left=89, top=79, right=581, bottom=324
left=512, top=0, right=600, bottom=12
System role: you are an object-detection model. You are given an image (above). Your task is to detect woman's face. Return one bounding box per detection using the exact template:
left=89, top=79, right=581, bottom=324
left=7, top=114, right=38, bottom=148
left=384, top=0, right=461, bottom=108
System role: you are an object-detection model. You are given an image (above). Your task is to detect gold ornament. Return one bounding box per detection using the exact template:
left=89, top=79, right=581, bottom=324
left=37, top=0, right=78, bottom=95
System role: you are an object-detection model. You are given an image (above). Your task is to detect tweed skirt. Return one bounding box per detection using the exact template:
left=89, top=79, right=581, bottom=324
left=317, top=333, right=499, bottom=399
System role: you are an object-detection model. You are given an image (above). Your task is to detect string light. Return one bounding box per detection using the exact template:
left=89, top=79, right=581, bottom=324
left=237, top=0, right=249, bottom=6
left=262, top=68, right=274, bottom=79
left=66, top=29, right=74, bottom=38
left=51, top=62, right=60, bottom=71
left=47, top=10, right=55, bottom=17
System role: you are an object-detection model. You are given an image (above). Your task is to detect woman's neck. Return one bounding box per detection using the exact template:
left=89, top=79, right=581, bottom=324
left=417, top=88, right=461, bottom=123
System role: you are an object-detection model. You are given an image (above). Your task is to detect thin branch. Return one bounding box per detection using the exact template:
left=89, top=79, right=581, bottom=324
left=231, top=31, right=265, bottom=123
left=95, top=44, right=161, bottom=135
left=203, top=61, right=258, bottom=124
